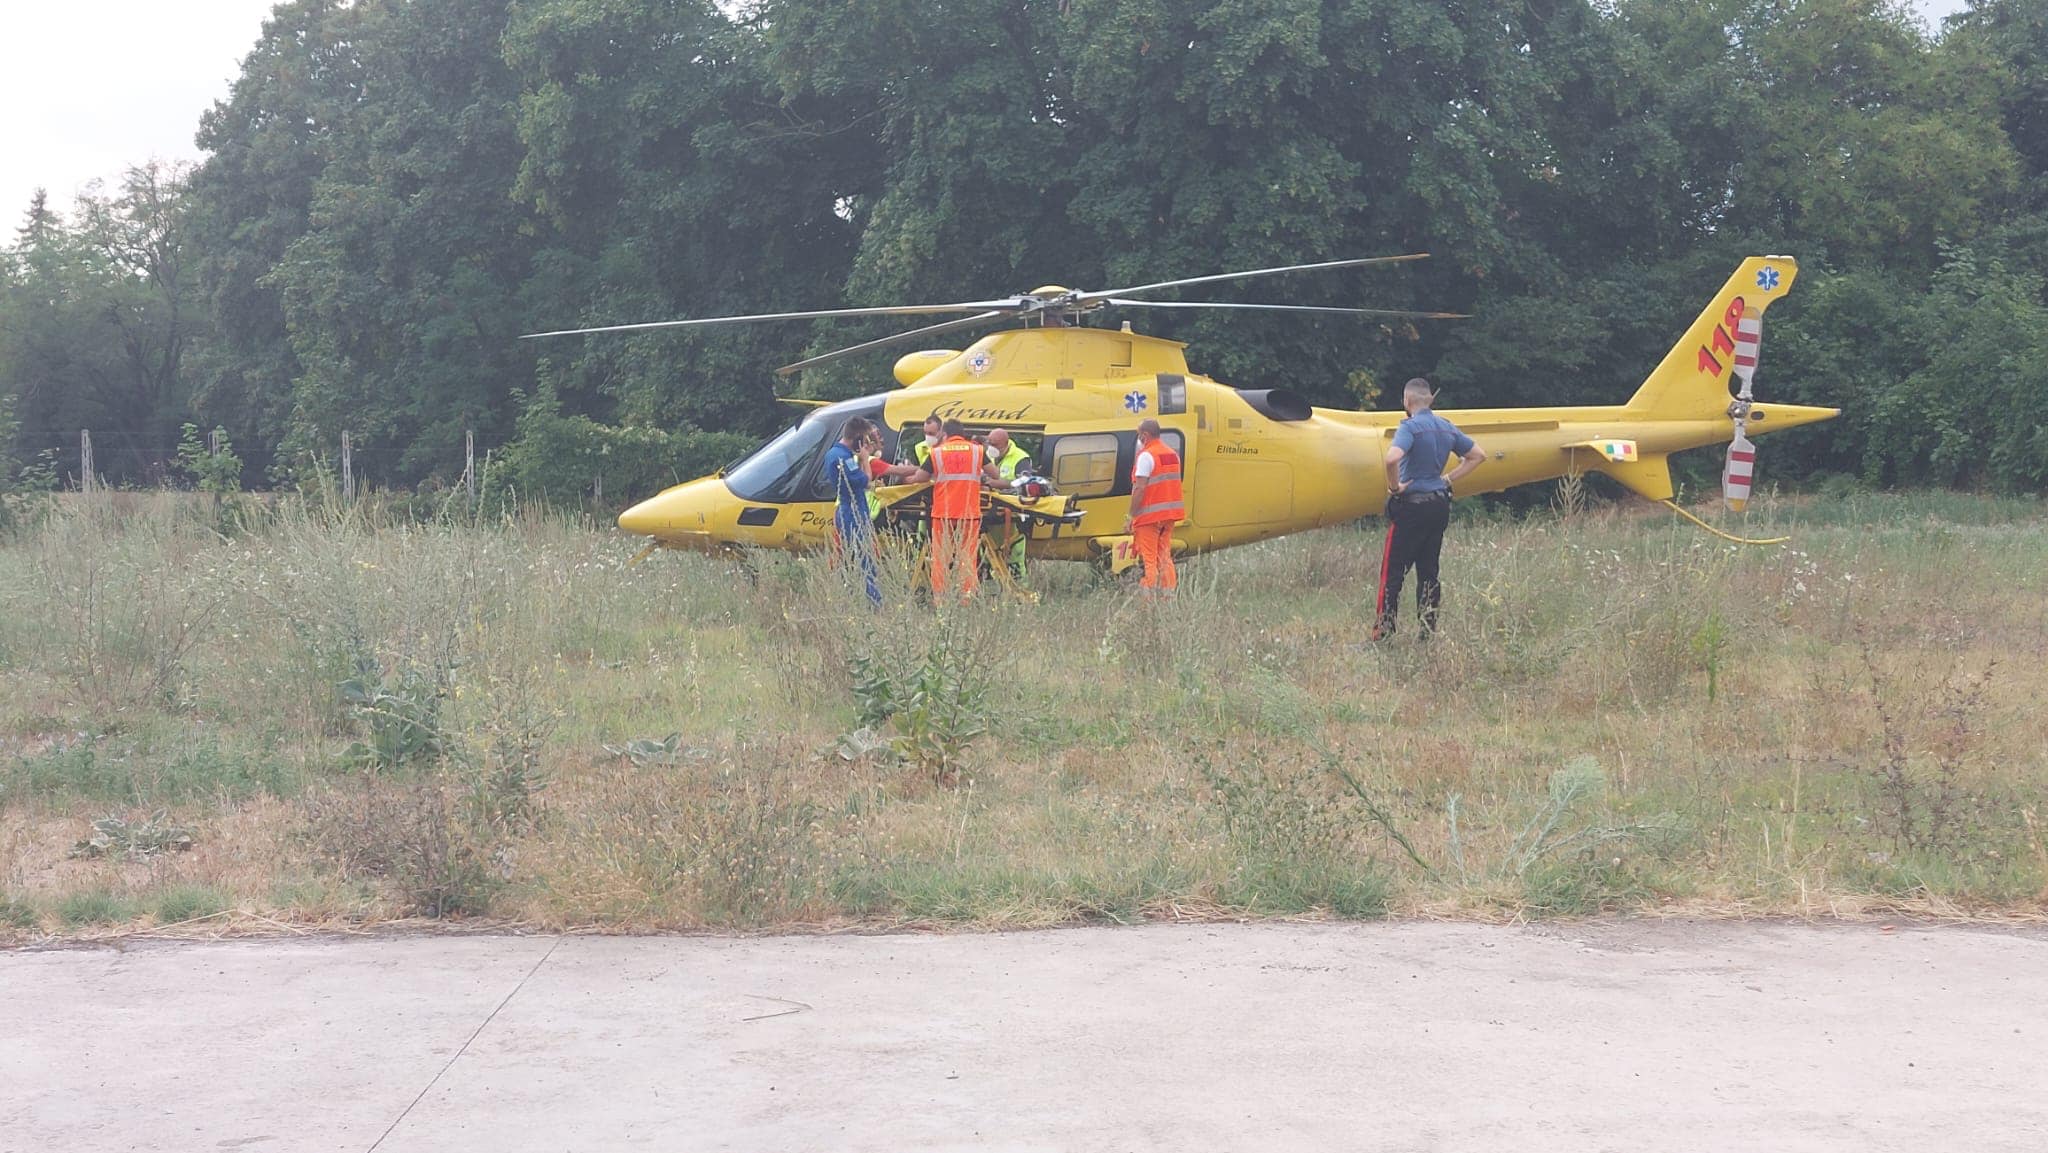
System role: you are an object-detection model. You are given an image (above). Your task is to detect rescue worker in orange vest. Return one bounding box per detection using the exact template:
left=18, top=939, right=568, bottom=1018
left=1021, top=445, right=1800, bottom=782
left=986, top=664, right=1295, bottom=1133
left=913, top=418, right=984, bottom=600
left=1123, top=418, right=1183, bottom=594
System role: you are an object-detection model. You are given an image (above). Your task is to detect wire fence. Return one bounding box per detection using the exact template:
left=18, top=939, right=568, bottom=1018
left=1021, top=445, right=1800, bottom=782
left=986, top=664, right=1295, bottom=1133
left=24, top=428, right=493, bottom=501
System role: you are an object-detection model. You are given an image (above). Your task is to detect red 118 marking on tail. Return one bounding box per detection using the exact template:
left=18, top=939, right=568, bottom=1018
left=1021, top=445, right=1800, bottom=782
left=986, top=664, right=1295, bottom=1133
left=1696, top=296, right=1748, bottom=375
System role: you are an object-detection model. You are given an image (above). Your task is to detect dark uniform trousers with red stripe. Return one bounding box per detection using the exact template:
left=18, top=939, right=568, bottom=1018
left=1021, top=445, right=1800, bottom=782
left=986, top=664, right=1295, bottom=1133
left=1376, top=490, right=1451, bottom=638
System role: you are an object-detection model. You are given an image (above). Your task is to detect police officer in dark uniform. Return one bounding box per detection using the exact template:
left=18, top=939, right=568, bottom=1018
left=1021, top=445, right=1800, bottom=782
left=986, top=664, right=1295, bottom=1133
left=1376, top=378, right=1486, bottom=639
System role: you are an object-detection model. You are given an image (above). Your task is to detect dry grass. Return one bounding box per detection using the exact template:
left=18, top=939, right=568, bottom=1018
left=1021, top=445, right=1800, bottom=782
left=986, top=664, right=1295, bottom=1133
left=2, top=487, right=2045, bottom=939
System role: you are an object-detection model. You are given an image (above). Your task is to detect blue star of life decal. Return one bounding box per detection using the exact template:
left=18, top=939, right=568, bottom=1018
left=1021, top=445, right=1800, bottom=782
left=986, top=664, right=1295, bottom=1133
left=1755, top=266, right=1781, bottom=291
left=1124, top=390, right=1148, bottom=413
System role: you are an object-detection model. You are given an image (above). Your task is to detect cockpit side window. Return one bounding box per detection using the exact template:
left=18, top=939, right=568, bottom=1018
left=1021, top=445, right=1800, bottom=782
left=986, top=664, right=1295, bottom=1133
left=723, top=420, right=834, bottom=502
left=721, top=400, right=891, bottom=503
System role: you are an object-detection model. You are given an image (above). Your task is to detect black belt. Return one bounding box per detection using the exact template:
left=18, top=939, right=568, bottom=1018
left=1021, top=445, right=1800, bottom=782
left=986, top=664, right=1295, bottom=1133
left=1395, top=489, right=1450, bottom=503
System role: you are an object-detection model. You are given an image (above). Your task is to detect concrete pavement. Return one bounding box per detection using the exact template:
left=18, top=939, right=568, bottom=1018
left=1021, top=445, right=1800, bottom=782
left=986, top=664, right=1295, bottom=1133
left=3, top=921, right=2045, bottom=1152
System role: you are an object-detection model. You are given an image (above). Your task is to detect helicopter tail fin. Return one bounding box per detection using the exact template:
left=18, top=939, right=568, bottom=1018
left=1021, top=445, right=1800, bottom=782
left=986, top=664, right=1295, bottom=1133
left=1624, top=257, right=1798, bottom=420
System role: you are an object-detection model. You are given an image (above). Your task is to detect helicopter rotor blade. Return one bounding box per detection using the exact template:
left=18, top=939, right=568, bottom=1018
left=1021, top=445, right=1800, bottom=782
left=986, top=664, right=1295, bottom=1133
left=774, top=310, right=1013, bottom=377
left=1100, top=298, right=1468, bottom=320
left=1723, top=425, right=1757, bottom=512
left=1082, top=253, right=1430, bottom=303
left=521, top=300, right=1030, bottom=340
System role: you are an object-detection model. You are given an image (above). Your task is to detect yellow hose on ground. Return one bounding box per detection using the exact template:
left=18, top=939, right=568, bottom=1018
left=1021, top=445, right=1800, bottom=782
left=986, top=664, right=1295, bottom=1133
left=1658, top=499, right=1791, bottom=546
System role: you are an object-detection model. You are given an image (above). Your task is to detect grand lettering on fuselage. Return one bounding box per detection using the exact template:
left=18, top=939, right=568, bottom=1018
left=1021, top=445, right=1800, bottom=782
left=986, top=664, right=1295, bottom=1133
left=929, top=400, right=1035, bottom=423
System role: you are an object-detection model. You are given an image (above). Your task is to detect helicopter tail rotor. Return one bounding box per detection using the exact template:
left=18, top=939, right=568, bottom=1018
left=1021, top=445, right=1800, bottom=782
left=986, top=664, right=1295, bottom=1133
left=1721, top=308, right=1765, bottom=512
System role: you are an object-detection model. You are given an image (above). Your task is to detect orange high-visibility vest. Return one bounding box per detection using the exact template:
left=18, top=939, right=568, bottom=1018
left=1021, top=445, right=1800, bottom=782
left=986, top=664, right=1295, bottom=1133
left=930, top=436, right=983, bottom=521
left=1132, top=439, right=1184, bottom=526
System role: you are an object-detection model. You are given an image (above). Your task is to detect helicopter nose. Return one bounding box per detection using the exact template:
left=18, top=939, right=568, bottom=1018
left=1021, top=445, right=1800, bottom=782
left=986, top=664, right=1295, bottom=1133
left=616, top=495, right=664, bottom=538
left=617, top=477, right=721, bottom=538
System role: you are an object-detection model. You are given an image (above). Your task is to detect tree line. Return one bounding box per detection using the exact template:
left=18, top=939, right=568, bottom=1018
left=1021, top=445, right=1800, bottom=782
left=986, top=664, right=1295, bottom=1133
left=2, top=0, right=2045, bottom=504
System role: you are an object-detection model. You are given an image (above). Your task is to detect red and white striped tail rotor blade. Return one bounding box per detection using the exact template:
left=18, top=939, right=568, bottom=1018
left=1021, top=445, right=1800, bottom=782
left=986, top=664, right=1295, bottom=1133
left=1731, top=312, right=1763, bottom=398
left=1723, top=427, right=1758, bottom=512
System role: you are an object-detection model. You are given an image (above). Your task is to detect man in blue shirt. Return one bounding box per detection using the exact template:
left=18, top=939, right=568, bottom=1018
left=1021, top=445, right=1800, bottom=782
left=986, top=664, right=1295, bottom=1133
left=823, top=416, right=883, bottom=606
left=1377, top=378, right=1486, bottom=639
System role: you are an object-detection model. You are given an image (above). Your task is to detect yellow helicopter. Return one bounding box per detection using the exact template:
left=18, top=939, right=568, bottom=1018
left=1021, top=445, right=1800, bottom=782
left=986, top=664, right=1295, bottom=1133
left=524, top=255, right=1836, bottom=572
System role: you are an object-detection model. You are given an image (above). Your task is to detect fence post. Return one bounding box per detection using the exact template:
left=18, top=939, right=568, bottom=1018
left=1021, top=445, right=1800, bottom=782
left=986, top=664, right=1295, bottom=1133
left=341, top=430, right=354, bottom=502
left=79, top=429, right=95, bottom=494
left=464, top=428, right=476, bottom=502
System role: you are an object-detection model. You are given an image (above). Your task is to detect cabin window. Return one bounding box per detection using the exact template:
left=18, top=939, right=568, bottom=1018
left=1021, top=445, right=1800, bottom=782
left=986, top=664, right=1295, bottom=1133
left=1158, top=374, right=1187, bottom=415
left=1049, top=433, right=1121, bottom=496
left=897, top=424, right=931, bottom=466
left=899, top=425, right=1044, bottom=474
left=1159, top=430, right=1186, bottom=467
left=1046, top=430, right=1183, bottom=498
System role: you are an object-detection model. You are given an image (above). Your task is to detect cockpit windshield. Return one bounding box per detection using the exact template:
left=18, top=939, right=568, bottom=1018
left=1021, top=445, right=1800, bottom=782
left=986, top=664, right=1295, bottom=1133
left=723, top=417, right=835, bottom=503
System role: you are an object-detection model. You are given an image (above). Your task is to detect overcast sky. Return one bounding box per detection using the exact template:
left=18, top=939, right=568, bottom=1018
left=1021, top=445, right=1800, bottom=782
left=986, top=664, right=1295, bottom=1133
left=0, top=0, right=1983, bottom=231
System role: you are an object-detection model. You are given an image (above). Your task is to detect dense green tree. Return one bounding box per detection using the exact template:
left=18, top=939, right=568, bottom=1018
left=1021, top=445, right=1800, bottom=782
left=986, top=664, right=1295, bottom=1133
left=265, top=0, right=542, bottom=482
left=4, top=0, right=2043, bottom=497
left=185, top=0, right=366, bottom=480
left=504, top=0, right=874, bottom=419
left=0, top=168, right=200, bottom=483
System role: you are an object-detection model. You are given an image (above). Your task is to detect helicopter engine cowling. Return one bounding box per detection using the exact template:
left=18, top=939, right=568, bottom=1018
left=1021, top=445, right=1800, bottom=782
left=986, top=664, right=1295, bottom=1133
left=893, top=349, right=960, bottom=387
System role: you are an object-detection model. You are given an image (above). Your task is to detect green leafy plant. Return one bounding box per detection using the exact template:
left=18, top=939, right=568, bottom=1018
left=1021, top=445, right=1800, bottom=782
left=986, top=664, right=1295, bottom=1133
left=881, top=629, right=989, bottom=783
left=847, top=650, right=898, bottom=729
left=0, top=394, right=56, bottom=538
left=69, top=811, right=196, bottom=860
left=840, top=619, right=993, bottom=783
left=602, top=733, right=686, bottom=768
left=176, top=423, right=244, bottom=495
left=339, top=655, right=451, bottom=771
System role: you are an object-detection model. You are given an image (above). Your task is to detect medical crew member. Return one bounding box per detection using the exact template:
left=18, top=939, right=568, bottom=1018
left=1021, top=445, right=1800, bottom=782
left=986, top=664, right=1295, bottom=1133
left=1123, top=418, right=1183, bottom=595
left=926, top=419, right=984, bottom=600
left=912, top=414, right=943, bottom=470
left=983, top=428, right=1032, bottom=578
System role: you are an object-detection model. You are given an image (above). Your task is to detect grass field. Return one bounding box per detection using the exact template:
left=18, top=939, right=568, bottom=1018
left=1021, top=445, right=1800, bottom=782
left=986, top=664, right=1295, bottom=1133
left=2, top=487, right=2044, bottom=938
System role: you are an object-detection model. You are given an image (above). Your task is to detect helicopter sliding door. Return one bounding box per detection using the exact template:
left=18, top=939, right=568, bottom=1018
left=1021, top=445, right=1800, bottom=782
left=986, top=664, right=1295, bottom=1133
left=1040, top=428, right=1190, bottom=544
